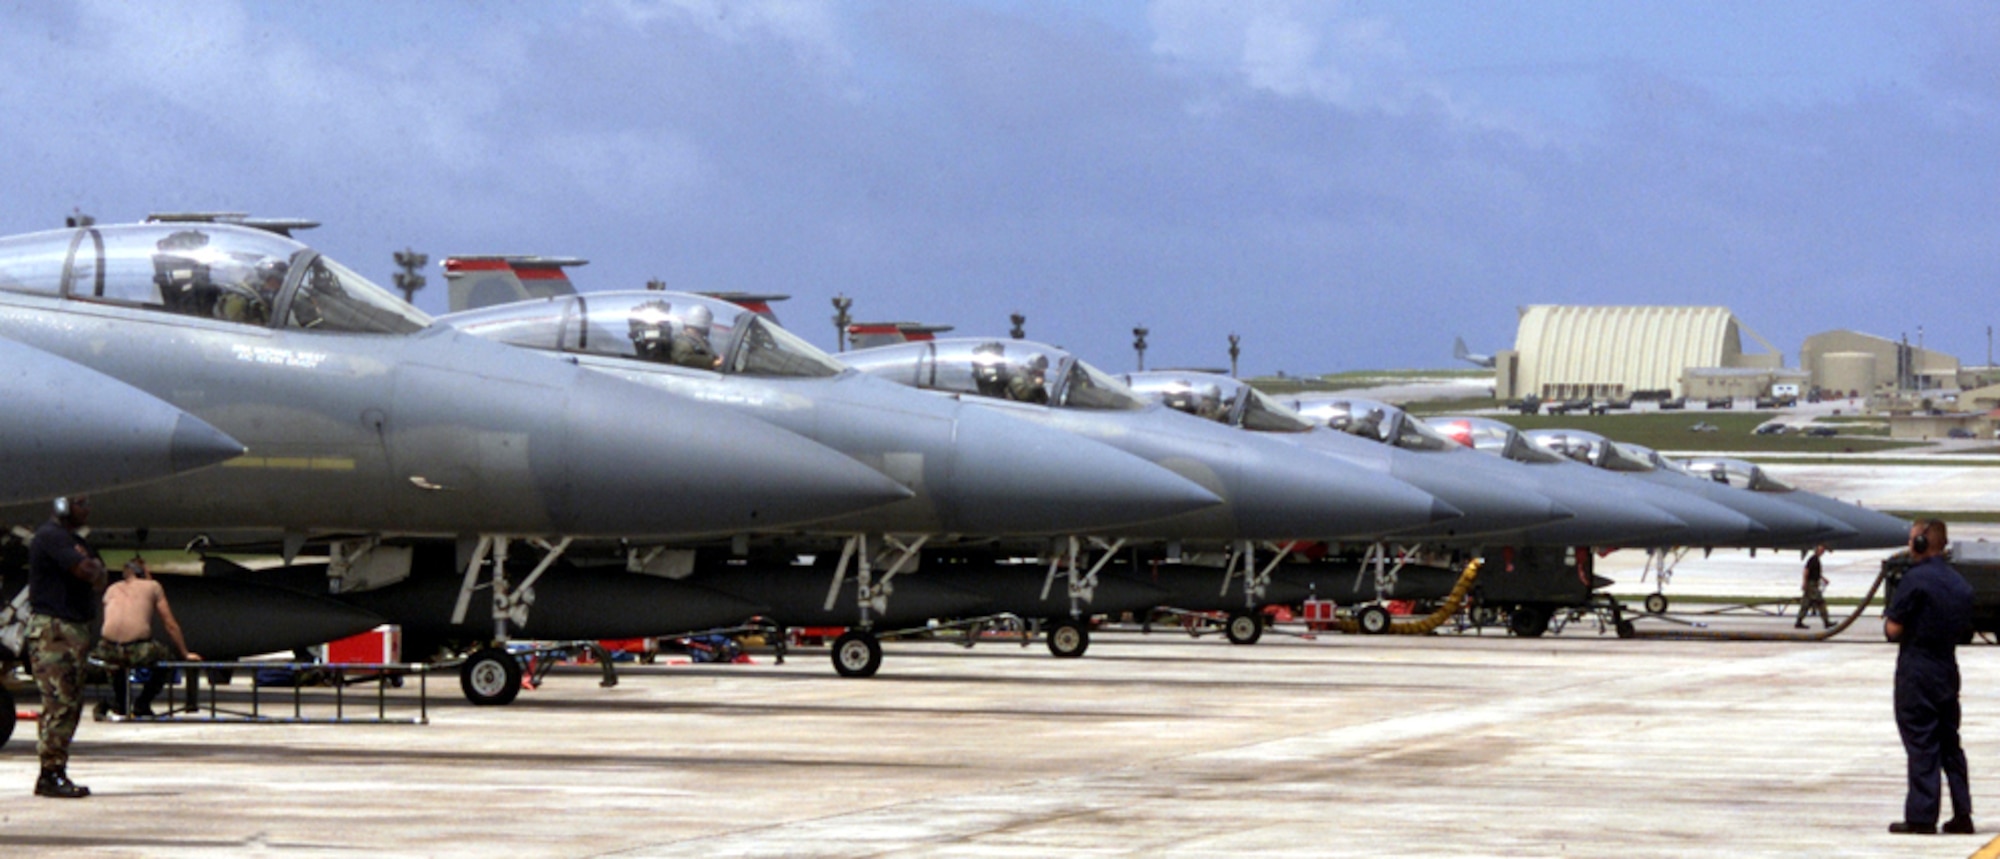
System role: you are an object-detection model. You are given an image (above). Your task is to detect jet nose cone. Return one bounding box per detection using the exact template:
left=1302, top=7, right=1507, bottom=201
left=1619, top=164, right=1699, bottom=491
left=1651, top=494, right=1762, bottom=545
left=560, top=373, right=912, bottom=536
left=1233, top=445, right=1445, bottom=539
left=1391, top=455, right=1572, bottom=536
left=946, top=407, right=1221, bottom=533
left=1529, top=488, right=1686, bottom=545
left=169, top=413, right=249, bottom=474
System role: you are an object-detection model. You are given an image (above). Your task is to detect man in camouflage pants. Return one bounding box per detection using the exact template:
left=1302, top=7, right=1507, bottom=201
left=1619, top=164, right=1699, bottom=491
left=27, top=496, right=106, bottom=799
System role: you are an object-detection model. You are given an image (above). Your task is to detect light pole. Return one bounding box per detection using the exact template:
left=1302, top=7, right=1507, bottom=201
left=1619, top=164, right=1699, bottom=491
left=393, top=248, right=428, bottom=305
left=1228, top=333, right=1241, bottom=378
left=1133, top=326, right=1149, bottom=371
left=831, top=295, right=853, bottom=352
left=1010, top=313, right=1026, bottom=340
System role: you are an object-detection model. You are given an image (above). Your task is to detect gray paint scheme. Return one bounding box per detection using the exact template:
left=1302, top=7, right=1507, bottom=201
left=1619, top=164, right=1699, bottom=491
left=0, top=223, right=911, bottom=541
left=439, top=292, right=1223, bottom=537
left=0, top=337, right=245, bottom=503
left=1122, top=373, right=1571, bottom=540
left=1680, top=457, right=1908, bottom=550
left=845, top=339, right=1457, bottom=541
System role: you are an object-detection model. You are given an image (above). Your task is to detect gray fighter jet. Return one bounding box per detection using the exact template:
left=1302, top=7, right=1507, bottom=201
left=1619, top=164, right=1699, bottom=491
left=1124, top=372, right=1570, bottom=540
left=0, top=221, right=913, bottom=666
left=438, top=291, right=1222, bottom=537
left=437, top=284, right=1224, bottom=675
left=0, top=337, right=245, bottom=503
left=1525, top=431, right=1858, bottom=549
left=845, top=339, right=1456, bottom=542
left=1679, top=457, right=1908, bottom=550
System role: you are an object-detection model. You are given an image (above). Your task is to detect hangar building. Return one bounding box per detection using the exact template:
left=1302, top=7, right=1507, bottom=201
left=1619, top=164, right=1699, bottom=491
left=1493, top=305, right=1783, bottom=401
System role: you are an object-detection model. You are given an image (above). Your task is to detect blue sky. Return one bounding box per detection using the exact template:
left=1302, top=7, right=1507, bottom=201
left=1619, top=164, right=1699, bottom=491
left=1, top=1, right=1994, bottom=374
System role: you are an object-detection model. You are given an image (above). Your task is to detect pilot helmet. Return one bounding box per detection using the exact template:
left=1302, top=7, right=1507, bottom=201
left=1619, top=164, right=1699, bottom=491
left=682, top=303, right=713, bottom=335
left=252, top=259, right=288, bottom=298
left=628, top=300, right=673, bottom=345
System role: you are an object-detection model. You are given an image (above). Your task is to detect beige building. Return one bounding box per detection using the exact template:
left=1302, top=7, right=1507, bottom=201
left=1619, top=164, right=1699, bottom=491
left=1494, top=305, right=1782, bottom=401
left=1800, top=330, right=1959, bottom=396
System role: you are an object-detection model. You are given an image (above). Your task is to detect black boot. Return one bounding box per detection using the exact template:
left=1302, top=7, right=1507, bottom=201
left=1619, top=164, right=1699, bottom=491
left=34, top=767, right=90, bottom=799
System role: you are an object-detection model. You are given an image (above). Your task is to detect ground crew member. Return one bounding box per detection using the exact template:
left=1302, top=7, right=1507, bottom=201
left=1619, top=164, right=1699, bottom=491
left=1885, top=519, right=1975, bottom=835
left=26, top=496, right=107, bottom=799
left=93, top=557, right=200, bottom=718
left=1796, top=545, right=1831, bottom=629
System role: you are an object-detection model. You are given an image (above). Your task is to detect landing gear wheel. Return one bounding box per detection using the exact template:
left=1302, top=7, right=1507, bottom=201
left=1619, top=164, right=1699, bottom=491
left=831, top=630, right=883, bottom=678
left=0, top=685, right=14, bottom=746
left=1047, top=620, right=1090, bottom=659
left=1357, top=604, right=1392, bottom=635
left=1643, top=593, right=1669, bottom=615
left=459, top=647, right=522, bottom=706
left=1470, top=605, right=1503, bottom=628
left=1616, top=619, right=1636, bottom=639
left=1508, top=605, right=1551, bottom=639
left=1225, top=611, right=1265, bottom=645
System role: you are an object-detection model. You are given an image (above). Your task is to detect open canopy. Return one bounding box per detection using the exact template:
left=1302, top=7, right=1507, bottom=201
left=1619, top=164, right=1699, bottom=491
left=845, top=339, right=1149, bottom=411
left=442, top=291, right=846, bottom=379
left=0, top=223, right=429, bottom=334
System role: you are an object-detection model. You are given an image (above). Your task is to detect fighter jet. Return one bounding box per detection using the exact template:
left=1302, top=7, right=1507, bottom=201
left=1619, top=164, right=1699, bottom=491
left=438, top=291, right=1222, bottom=538
left=0, top=220, right=913, bottom=670
left=1526, top=431, right=1859, bottom=549
left=1678, top=458, right=1908, bottom=550
left=436, top=279, right=1223, bottom=674
left=1124, top=372, right=1571, bottom=540
left=0, top=337, right=245, bottom=504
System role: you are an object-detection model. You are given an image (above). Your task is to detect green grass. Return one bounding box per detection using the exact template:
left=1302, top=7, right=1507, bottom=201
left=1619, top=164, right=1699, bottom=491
left=1481, top=411, right=1923, bottom=454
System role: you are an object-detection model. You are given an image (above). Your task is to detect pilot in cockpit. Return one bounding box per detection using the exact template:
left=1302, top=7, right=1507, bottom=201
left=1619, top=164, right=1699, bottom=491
left=1007, top=354, right=1050, bottom=404
left=972, top=342, right=1011, bottom=398
left=216, top=259, right=286, bottom=325
left=669, top=303, right=722, bottom=370
left=627, top=300, right=676, bottom=363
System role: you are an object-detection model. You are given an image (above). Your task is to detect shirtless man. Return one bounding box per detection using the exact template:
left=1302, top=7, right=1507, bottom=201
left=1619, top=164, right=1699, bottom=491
left=92, top=558, right=199, bottom=718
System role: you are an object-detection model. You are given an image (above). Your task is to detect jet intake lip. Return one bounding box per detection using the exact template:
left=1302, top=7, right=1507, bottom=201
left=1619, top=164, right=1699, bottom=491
left=1429, top=498, right=1466, bottom=523
left=169, top=413, right=248, bottom=473
left=941, top=406, right=1223, bottom=534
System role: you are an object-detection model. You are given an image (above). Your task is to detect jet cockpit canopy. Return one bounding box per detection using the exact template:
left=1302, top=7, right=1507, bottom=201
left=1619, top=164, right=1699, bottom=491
left=1290, top=397, right=1461, bottom=451
left=1524, top=429, right=1656, bottom=472
left=0, top=222, right=428, bottom=334
left=1679, top=458, right=1796, bottom=492
left=442, top=291, right=845, bottom=378
left=1615, top=442, right=1696, bottom=476
left=1122, top=372, right=1315, bottom=431
left=1423, top=416, right=1565, bottom=463
left=844, top=339, right=1149, bottom=410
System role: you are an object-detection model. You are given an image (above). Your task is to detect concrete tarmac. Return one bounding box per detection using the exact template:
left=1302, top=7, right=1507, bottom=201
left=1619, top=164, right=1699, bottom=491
left=3, top=624, right=1996, bottom=858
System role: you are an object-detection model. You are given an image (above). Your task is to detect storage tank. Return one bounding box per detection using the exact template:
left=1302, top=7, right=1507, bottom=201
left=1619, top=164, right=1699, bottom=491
left=1819, top=351, right=1878, bottom=395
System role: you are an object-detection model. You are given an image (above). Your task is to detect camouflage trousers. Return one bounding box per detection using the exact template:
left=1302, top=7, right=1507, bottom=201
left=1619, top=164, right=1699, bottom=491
left=27, top=614, right=91, bottom=770
left=92, top=637, right=173, bottom=715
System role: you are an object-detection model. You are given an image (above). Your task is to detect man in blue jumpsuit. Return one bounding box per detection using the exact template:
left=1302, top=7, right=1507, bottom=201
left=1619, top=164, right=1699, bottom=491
left=1884, top=518, right=1975, bottom=834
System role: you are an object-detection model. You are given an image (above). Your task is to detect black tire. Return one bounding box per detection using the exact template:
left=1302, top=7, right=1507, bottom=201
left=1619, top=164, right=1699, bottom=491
left=1047, top=620, right=1090, bottom=659
left=1470, top=605, right=1503, bottom=628
left=831, top=630, right=882, bottom=678
left=459, top=647, right=522, bottom=706
left=1224, top=611, right=1264, bottom=645
left=1643, top=593, right=1669, bottom=615
left=1357, top=604, right=1392, bottom=635
left=1509, top=605, right=1551, bottom=639
left=1616, top=619, right=1636, bottom=639
left=0, top=685, right=14, bottom=747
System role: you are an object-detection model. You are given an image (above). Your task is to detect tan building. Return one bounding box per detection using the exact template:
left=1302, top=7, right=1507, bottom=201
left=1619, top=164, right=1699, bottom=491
left=1800, top=330, right=1959, bottom=395
left=1494, top=305, right=1782, bottom=401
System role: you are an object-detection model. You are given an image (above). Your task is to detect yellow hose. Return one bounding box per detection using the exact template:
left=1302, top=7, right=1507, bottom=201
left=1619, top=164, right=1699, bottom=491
left=1332, top=558, right=1484, bottom=635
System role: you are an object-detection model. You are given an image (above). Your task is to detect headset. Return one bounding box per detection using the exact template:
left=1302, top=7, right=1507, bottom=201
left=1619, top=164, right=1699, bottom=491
left=1912, top=531, right=1931, bottom=555
left=52, top=496, right=69, bottom=518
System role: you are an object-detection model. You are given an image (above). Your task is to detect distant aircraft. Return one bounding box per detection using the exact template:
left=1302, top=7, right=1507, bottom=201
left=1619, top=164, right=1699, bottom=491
left=1453, top=336, right=1496, bottom=368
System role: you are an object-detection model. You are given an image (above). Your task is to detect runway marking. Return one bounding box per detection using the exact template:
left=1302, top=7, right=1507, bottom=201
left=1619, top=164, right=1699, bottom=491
left=1971, top=834, right=2000, bottom=859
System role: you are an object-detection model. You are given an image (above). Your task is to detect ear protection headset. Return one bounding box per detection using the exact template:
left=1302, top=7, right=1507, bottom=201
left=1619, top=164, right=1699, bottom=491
left=1912, top=531, right=1930, bottom=555
left=53, top=496, right=70, bottom=518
